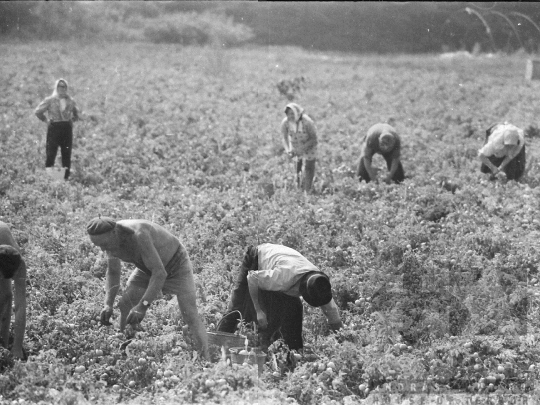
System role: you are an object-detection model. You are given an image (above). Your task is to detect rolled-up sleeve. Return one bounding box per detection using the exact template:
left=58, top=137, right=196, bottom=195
left=35, top=98, right=50, bottom=121
left=247, top=269, right=293, bottom=292
left=478, top=142, right=494, bottom=157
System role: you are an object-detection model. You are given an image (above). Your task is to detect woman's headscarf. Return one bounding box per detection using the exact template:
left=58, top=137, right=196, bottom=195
left=284, top=103, right=304, bottom=122
left=51, top=78, right=69, bottom=98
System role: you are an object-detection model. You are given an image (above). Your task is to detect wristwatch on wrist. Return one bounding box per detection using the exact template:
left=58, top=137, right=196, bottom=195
left=142, top=300, right=150, bottom=308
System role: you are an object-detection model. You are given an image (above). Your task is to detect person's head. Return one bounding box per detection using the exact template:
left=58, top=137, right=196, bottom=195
left=503, top=128, right=520, bottom=148
left=0, top=245, right=22, bottom=280
left=86, top=217, right=134, bottom=251
left=53, top=79, right=68, bottom=98
left=379, top=132, right=396, bottom=153
left=299, top=272, right=333, bottom=307
left=284, top=103, right=304, bottom=123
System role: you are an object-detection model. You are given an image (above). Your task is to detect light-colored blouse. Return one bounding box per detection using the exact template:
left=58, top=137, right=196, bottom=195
left=281, top=103, right=318, bottom=160
left=478, top=124, right=524, bottom=158
left=35, top=95, right=79, bottom=123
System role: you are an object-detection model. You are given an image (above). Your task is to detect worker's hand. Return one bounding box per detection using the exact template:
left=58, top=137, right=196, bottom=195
left=126, top=304, right=147, bottom=326
left=383, top=175, right=392, bottom=184
left=100, top=305, right=114, bottom=326
left=329, top=321, right=344, bottom=332
left=491, top=166, right=499, bottom=175
left=256, top=310, right=268, bottom=330
left=287, top=151, right=297, bottom=158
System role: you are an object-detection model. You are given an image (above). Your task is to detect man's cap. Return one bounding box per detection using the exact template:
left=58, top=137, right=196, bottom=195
left=86, top=217, right=116, bottom=235
left=300, top=272, right=333, bottom=307
left=0, top=245, right=22, bottom=279
left=503, top=128, right=520, bottom=145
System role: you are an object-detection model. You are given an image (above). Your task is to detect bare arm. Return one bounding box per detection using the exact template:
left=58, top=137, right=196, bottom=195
left=387, top=149, right=401, bottom=179
left=137, top=232, right=167, bottom=305
left=479, top=153, right=499, bottom=174
left=12, top=262, right=26, bottom=359
left=320, top=298, right=343, bottom=331
left=362, top=144, right=378, bottom=180
left=498, top=145, right=522, bottom=172
left=247, top=272, right=267, bottom=328
left=105, top=254, right=122, bottom=307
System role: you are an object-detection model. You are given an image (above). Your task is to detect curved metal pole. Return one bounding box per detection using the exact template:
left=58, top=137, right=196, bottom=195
left=465, top=7, right=497, bottom=50
left=489, top=10, right=524, bottom=49
left=509, top=11, right=540, bottom=37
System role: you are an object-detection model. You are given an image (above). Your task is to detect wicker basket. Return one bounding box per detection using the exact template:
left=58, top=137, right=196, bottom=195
left=207, top=331, right=247, bottom=350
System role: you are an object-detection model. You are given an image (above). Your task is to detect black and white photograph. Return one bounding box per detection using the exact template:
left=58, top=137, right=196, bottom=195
left=0, top=2, right=539, bottom=404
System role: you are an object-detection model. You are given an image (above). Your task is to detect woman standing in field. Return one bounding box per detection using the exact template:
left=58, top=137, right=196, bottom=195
left=281, top=103, right=318, bottom=192
left=35, top=79, right=80, bottom=180
left=479, top=123, right=526, bottom=181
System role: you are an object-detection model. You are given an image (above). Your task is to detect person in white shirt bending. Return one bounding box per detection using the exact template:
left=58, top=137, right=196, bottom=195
left=479, top=123, right=526, bottom=181
left=217, top=243, right=343, bottom=350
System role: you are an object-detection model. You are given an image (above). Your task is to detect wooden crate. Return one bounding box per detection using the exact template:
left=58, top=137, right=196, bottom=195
left=525, top=59, right=540, bottom=80
left=229, top=347, right=266, bottom=375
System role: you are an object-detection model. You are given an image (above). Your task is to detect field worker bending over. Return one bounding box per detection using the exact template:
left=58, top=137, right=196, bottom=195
left=357, top=123, right=405, bottom=184
left=217, top=243, right=343, bottom=351
left=0, top=222, right=27, bottom=359
left=35, top=79, right=80, bottom=180
left=281, top=103, right=318, bottom=192
left=86, top=217, right=209, bottom=358
left=479, top=123, right=526, bottom=181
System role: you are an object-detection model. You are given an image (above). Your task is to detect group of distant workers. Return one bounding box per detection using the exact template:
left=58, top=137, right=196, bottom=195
left=34, top=79, right=527, bottom=185
left=0, top=81, right=527, bottom=361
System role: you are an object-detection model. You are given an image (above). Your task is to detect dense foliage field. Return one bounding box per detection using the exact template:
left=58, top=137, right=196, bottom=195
left=0, top=41, right=539, bottom=404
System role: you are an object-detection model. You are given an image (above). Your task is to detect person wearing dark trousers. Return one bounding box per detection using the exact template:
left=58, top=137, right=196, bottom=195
left=281, top=103, right=318, bottom=192
left=479, top=123, right=526, bottom=181
left=0, top=222, right=27, bottom=360
left=357, top=123, right=405, bottom=184
left=35, top=79, right=80, bottom=180
left=217, top=243, right=342, bottom=351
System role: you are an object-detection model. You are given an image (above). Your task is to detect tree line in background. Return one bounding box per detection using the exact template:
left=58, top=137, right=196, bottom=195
left=2, top=2, right=540, bottom=53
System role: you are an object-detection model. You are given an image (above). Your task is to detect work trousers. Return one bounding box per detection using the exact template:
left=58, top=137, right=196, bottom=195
left=217, top=245, right=304, bottom=350
left=45, top=121, right=73, bottom=180
left=296, top=159, right=316, bottom=192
